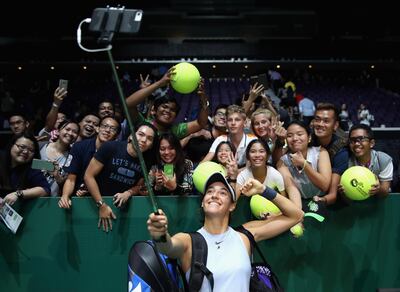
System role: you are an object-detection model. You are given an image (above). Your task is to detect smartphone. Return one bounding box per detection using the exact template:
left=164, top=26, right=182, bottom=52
left=250, top=74, right=268, bottom=88
left=257, top=73, right=269, bottom=88
left=59, top=79, right=68, bottom=91
left=31, top=159, right=55, bottom=172
left=89, top=8, right=143, bottom=34
left=163, top=164, right=174, bottom=179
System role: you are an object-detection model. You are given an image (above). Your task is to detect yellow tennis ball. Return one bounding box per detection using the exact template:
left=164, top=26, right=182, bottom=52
left=250, top=194, right=281, bottom=219
left=170, top=62, right=201, bottom=94
left=290, top=224, right=304, bottom=237
left=340, top=166, right=376, bottom=201
left=193, top=161, right=226, bottom=194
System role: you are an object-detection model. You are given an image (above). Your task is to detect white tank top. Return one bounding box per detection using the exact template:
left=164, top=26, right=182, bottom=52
left=186, top=226, right=252, bottom=292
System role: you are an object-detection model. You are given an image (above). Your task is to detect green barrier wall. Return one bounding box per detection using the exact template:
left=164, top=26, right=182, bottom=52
left=1, top=195, right=399, bottom=292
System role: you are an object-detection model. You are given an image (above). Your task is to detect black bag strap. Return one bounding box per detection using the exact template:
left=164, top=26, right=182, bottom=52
left=235, top=225, right=271, bottom=269
left=188, top=232, right=214, bottom=291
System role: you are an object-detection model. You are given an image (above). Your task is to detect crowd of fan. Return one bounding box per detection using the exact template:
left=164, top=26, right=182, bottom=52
left=0, top=69, right=395, bottom=234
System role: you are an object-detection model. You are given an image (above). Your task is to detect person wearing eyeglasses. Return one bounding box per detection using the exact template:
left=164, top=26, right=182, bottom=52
left=8, top=113, right=30, bottom=136
left=346, top=124, right=393, bottom=197
left=0, top=133, right=50, bottom=205
left=59, top=116, right=120, bottom=209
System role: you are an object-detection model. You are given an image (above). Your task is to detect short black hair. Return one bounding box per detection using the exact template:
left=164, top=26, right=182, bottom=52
left=213, top=104, right=229, bottom=116
left=153, top=95, right=181, bottom=115
left=316, top=103, right=339, bottom=122
left=349, top=124, right=374, bottom=139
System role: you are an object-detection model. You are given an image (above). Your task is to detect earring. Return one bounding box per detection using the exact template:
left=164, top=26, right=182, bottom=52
left=201, top=203, right=204, bottom=208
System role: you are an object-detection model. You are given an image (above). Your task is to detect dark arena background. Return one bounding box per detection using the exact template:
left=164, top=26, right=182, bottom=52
left=1, top=1, right=399, bottom=292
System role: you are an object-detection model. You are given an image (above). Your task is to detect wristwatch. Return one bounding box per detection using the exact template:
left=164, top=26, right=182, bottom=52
left=16, top=189, right=24, bottom=199
left=96, top=200, right=104, bottom=208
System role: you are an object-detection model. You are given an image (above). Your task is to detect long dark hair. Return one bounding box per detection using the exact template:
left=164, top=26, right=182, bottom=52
left=0, top=132, right=40, bottom=191
left=245, top=139, right=271, bottom=161
left=156, top=133, right=186, bottom=181
left=211, top=141, right=236, bottom=164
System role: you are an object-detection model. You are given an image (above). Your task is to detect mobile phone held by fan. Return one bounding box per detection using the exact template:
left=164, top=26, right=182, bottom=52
left=31, top=159, right=55, bottom=172
left=163, top=164, right=174, bottom=179
left=59, top=79, right=68, bottom=91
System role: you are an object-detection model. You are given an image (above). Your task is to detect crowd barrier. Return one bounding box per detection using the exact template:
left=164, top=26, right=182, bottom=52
left=1, top=195, right=399, bottom=292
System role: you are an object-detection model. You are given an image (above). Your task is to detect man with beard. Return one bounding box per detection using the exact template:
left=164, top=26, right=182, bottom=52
left=125, top=68, right=209, bottom=139
left=58, top=116, right=120, bottom=209
left=181, top=104, right=228, bottom=165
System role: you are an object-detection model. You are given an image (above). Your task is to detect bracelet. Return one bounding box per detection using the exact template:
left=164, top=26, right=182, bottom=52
left=52, top=102, right=59, bottom=108
left=260, top=186, right=277, bottom=201
left=299, top=160, right=307, bottom=173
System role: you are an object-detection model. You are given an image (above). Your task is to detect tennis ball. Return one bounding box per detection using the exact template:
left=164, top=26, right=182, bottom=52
left=340, top=166, right=376, bottom=201
left=170, top=62, right=201, bottom=94
left=193, top=161, right=226, bottom=194
left=250, top=194, right=281, bottom=219
left=290, top=224, right=304, bottom=237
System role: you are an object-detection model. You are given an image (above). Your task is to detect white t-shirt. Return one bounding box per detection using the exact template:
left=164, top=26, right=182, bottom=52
left=209, top=134, right=257, bottom=167
left=237, top=166, right=285, bottom=192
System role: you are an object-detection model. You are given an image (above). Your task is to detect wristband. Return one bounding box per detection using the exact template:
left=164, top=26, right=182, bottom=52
left=260, top=186, right=277, bottom=201
left=52, top=103, right=59, bottom=108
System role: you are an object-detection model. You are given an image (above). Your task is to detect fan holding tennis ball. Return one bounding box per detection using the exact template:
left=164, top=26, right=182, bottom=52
left=170, top=62, right=201, bottom=94
left=340, top=166, right=377, bottom=201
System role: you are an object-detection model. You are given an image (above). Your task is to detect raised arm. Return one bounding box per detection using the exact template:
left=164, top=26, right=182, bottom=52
left=241, top=178, right=303, bottom=242
left=44, top=87, right=67, bottom=132
left=125, top=70, right=173, bottom=120
left=243, top=83, right=264, bottom=116
left=185, top=78, right=210, bottom=136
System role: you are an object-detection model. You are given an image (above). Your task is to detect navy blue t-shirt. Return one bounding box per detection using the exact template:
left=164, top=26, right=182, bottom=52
left=64, top=138, right=97, bottom=190
left=93, top=141, right=143, bottom=196
left=10, top=165, right=51, bottom=195
left=313, top=134, right=349, bottom=175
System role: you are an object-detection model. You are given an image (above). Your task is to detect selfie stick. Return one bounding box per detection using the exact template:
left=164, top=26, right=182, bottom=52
left=106, top=51, right=160, bottom=213
left=77, top=8, right=161, bottom=217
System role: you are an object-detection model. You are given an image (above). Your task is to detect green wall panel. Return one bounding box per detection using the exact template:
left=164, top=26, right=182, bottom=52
left=1, top=195, right=399, bottom=292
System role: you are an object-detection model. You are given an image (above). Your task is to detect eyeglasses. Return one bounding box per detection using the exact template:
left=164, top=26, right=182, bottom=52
left=100, top=124, right=118, bottom=133
left=349, top=136, right=370, bottom=144
left=14, top=143, right=35, bottom=153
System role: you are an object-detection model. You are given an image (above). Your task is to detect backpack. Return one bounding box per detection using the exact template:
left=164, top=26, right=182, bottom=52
left=128, top=240, right=186, bottom=292
left=128, top=233, right=213, bottom=292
